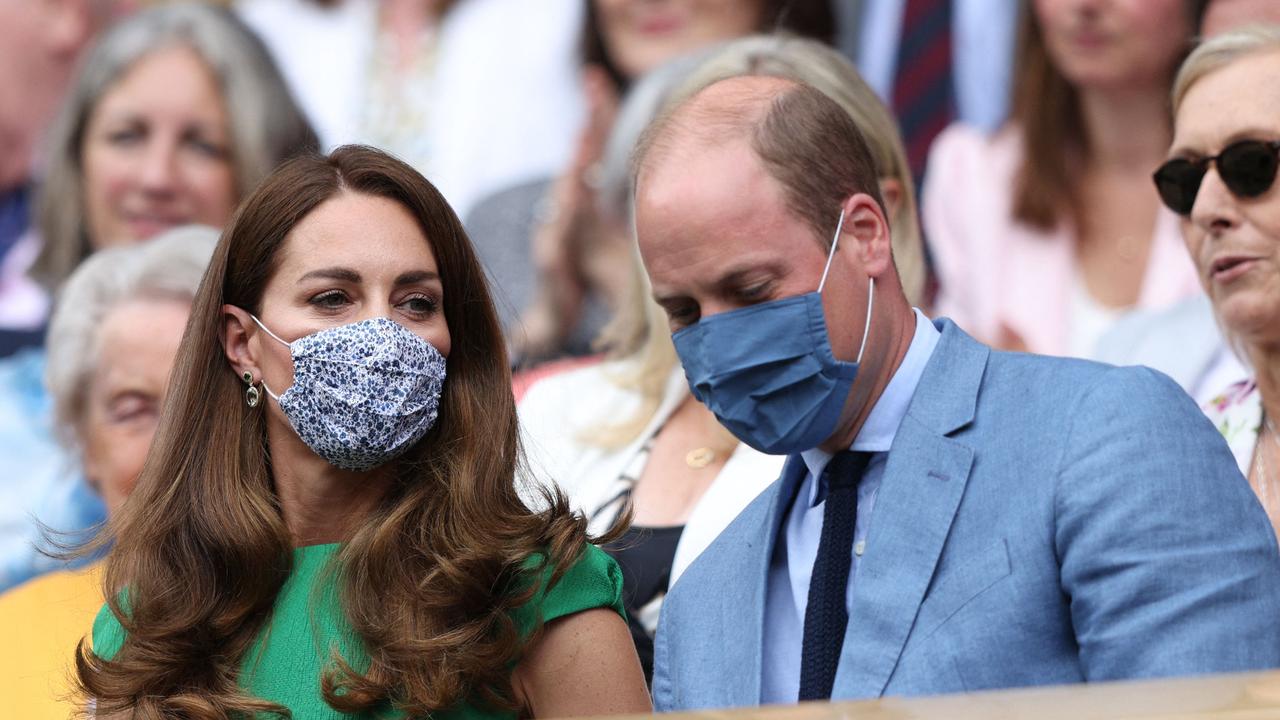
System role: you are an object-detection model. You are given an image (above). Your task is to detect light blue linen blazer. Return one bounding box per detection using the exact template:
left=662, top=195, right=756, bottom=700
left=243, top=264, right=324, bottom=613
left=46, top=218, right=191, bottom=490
left=653, top=319, right=1280, bottom=711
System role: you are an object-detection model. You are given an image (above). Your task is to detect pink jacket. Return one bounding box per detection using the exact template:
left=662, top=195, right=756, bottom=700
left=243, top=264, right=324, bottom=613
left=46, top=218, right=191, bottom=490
left=922, top=124, right=1201, bottom=358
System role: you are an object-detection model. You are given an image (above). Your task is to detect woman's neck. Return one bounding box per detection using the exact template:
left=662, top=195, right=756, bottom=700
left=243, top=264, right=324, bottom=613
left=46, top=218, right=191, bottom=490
left=1077, top=82, right=1172, bottom=172
left=1250, top=342, right=1280, bottom=424
left=380, top=0, right=445, bottom=70
left=266, top=421, right=394, bottom=547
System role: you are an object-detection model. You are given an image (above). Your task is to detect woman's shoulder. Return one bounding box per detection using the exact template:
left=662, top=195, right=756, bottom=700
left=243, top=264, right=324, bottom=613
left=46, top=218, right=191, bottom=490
left=1203, top=378, right=1261, bottom=474
left=91, top=596, right=126, bottom=661
left=922, top=122, right=1025, bottom=239
left=928, top=122, right=1023, bottom=176
left=512, top=544, right=623, bottom=636
left=0, top=563, right=102, bottom=640
left=518, top=359, right=641, bottom=415
left=517, top=359, right=648, bottom=450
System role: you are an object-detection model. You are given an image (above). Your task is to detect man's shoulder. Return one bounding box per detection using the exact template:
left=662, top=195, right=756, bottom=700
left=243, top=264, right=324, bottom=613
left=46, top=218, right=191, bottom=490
left=976, top=345, right=1188, bottom=416
left=923, top=320, right=1118, bottom=412
left=922, top=322, right=1202, bottom=445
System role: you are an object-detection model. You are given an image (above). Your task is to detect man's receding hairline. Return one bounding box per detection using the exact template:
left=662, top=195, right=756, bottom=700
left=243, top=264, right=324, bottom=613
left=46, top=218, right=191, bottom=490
left=635, top=75, right=803, bottom=185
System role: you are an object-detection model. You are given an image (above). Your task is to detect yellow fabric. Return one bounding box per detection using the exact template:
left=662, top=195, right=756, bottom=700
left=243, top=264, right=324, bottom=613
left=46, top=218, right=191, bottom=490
left=0, top=563, right=102, bottom=718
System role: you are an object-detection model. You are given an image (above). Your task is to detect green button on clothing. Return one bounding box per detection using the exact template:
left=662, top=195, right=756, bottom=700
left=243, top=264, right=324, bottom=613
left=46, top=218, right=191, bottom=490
left=91, top=542, right=625, bottom=719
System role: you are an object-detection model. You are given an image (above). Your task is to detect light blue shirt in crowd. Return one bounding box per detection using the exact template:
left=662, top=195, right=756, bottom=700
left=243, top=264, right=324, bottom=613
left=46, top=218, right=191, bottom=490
left=760, top=309, right=940, bottom=704
left=0, top=349, right=105, bottom=592
left=848, top=0, right=1019, bottom=134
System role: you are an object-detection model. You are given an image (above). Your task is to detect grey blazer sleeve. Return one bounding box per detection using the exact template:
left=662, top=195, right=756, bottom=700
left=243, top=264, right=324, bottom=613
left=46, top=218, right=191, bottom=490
left=1055, top=366, right=1280, bottom=678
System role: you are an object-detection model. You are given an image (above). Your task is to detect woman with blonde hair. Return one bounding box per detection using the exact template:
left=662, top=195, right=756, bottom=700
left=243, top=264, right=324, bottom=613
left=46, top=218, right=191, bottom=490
left=519, top=34, right=928, bottom=682
left=1155, top=24, right=1280, bottom=535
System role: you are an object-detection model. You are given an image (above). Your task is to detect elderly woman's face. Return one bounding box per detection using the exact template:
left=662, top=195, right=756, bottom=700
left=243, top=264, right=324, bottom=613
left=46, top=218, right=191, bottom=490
left=81, top=45, right=237, bottom=250
left=1034, top=0, right=1192, bottom=89
left=595, top=0, right=765, bottom=81
left=1171, top=50, right=1280, bottom=343
left=82, top=297, right=190, bottom=515
left=250, top=191, right=451, bottom=404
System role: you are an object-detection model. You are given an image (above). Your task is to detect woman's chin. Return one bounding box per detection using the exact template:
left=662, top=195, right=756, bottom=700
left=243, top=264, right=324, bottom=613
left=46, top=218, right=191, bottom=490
left=1218, top=293, right=1280, bottom=347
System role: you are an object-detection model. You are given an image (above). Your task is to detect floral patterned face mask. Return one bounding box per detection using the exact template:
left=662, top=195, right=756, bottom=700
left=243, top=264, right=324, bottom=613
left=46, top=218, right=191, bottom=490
left=249, top=315, right=447, bottom=471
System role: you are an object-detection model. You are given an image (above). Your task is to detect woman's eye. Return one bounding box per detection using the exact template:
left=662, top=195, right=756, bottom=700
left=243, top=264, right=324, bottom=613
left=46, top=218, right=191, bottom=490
left=106, top=393, right=157, bottom=424
left=106, top=127, right=144, bottom=146
left=310, top=291, right=350, bottom=309
left=400, top=295, right=439, bottom=316
left=186, top=135, right=229, bottom=160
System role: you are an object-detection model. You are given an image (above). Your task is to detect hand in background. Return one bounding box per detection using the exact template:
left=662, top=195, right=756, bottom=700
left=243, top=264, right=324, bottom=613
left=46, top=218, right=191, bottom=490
left=517, top=66, right=621, bottom=362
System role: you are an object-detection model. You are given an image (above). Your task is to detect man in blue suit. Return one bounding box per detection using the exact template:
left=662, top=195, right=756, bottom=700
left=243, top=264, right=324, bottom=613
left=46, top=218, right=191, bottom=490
left=631, top=75, right=1280, bottom=710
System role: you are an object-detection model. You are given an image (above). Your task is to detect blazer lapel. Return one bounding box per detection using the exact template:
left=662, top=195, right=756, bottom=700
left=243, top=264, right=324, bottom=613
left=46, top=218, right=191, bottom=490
left=832, top=320, right=986, bottom=699
left=717, top=455, right=809, bottom=707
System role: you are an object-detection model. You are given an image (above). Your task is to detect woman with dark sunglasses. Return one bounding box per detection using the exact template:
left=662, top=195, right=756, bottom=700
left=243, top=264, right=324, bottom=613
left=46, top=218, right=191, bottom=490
left=1153, top=24, right=1280, bottom=536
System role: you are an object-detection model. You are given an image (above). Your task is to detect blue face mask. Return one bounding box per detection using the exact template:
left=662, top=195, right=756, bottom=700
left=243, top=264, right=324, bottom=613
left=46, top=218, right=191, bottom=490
left=671, top=209, right=873, bottom=455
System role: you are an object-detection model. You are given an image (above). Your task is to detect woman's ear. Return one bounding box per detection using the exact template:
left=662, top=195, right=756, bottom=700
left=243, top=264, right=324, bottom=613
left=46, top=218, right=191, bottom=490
left=222, top=304, right=260, bottom=381
left=878, top=178, right=903, bottom=220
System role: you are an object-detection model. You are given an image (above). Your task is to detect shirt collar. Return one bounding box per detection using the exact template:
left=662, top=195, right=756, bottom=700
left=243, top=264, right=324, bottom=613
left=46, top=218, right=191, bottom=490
left=800, top=308, right=940, bottom=494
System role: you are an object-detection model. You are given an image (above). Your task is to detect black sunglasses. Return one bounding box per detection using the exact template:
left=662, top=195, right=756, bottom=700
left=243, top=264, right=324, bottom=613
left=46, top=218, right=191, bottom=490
left=1153, top=139, right=1280, bottom=216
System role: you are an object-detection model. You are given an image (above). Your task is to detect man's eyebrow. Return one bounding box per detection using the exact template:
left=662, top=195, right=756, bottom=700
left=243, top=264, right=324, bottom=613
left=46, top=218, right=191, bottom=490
left=651, top=262, right=786, bottom=306
left=715, top=262, right=785, bottom=289
left=651, top=289, right=688, bottom=307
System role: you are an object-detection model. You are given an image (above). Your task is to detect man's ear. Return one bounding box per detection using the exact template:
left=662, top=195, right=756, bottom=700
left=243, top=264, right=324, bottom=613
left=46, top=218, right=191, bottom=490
left=222, top=304, right=261, bottom=382
left=839, top=192, right=893, bottom=278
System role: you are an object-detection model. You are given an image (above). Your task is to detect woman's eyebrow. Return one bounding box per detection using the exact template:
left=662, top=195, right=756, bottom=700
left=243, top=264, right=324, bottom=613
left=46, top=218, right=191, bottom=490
left=395, top=270, right=441, bottom=285
left=299, top=267, right=361, bottom=283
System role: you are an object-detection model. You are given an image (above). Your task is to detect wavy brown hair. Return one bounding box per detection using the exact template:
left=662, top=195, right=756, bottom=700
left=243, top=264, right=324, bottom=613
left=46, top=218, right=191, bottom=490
left=75, top=146, right=594, bottom=718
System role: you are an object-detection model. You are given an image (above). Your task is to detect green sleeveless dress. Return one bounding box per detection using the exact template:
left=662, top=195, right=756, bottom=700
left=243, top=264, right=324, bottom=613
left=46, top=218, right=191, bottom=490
left=91, top=543, right=624, bottom=719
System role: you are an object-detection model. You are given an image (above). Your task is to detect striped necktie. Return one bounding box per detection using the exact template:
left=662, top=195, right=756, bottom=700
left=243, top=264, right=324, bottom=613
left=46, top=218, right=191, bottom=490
left=892, top=0, right=956, bottom=180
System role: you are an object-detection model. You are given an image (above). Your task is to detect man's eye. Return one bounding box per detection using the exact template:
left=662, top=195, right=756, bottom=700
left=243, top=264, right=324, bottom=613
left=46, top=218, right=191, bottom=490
left=668, top=305, right=699, bottom=329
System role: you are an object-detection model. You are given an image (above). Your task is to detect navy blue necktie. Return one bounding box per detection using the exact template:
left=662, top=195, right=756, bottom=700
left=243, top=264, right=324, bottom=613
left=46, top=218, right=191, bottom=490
left=798, top=450, right=871, bottom=701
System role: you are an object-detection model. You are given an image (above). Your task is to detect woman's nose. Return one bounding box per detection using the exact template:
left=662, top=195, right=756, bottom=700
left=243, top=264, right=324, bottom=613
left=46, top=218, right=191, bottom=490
left=1189, top=167, right=1240, bottom=234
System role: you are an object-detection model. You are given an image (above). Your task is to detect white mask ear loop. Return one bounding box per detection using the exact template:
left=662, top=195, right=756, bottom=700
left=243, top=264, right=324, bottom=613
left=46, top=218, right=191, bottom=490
left=815, top=208, right=875, bottom=364
left=248, top=314, right=291, bottom=401
left=817, top=208, right=846, bottom=294
left=855, top=277, right=874, bottom=364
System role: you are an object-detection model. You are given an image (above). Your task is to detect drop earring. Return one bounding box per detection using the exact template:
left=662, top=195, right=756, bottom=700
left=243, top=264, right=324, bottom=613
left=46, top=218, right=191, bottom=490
left=243, top=370, right=261, bottom=408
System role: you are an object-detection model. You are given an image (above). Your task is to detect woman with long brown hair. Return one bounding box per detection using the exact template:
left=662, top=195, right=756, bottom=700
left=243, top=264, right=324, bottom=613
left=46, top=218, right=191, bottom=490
left=922, top=0, right=1206, bottom=359
left=78, top=145, right=649, bottom=718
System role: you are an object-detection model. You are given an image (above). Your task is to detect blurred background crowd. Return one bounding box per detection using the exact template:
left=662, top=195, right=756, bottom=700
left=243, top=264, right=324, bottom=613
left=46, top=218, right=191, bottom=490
left=5, top=0, right=1280, bottom=714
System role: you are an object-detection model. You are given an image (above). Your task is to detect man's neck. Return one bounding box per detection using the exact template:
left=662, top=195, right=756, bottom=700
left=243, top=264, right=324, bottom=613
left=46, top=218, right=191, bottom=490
left=818, top=302, right=916, bottom=453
